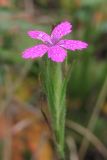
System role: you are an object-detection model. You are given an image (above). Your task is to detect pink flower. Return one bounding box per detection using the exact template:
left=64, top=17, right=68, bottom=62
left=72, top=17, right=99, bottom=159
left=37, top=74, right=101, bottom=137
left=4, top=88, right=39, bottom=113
left=22, top=21, right=88, bottom=62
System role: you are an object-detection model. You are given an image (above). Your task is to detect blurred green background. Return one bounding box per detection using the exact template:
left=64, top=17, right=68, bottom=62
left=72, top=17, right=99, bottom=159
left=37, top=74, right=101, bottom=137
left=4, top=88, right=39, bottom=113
left=0, top=0, right=107, bottom=160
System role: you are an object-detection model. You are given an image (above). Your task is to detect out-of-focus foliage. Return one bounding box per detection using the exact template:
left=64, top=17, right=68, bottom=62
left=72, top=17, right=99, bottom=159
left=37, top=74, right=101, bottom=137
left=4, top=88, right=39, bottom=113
left=0, top=0, right=107, bottom=159
left=0, top=100, right=53, bottom=160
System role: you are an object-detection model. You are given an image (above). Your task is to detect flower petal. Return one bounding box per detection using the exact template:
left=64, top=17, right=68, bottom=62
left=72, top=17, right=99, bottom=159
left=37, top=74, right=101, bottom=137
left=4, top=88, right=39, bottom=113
left=22, top=44, right=48, bottom=59
left=28, top=30, right=51, bottom=43
left=58, top=39, right=88, bottom=51
left=48, top=45, right=67, bottom=62
left=51, top=21, right=72, bottom=42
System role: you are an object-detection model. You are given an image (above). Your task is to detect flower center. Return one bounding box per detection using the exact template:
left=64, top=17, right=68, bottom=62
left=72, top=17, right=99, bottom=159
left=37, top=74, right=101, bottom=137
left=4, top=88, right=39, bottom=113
left=45, top=38, right=59, bottom=47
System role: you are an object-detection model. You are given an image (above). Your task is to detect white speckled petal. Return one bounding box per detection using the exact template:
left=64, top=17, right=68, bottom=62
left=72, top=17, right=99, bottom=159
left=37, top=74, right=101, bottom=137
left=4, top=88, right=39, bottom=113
left=58, top=39, right=88, bottom=51
left=48, top=45, right=67, bottom=62
left=28, top=30, right=51, bottom=43
left=22, top=44, right=48, bottom=59
left=51, top=21, right=72, bottom=42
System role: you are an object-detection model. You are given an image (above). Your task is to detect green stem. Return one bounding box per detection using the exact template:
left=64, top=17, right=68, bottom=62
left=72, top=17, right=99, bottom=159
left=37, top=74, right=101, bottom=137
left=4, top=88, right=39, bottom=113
left=45, top=59, right=76, bottom=159
left=46, top=61, right=65, bottom=158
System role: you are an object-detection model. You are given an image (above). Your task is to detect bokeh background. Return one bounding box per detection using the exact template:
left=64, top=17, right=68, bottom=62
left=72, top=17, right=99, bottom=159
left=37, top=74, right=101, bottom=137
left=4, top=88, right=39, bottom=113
left=0, top=0, right=107, bottom=160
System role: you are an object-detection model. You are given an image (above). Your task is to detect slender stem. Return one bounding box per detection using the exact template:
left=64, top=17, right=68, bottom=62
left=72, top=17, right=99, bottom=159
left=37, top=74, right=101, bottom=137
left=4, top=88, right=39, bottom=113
left=45, top=60, right=65, bottom=158
left=52, top=63, right=65, bottom=158
left=45, top=59, right=76, bottom=159
left=53, top=63, right=62, bottom=127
